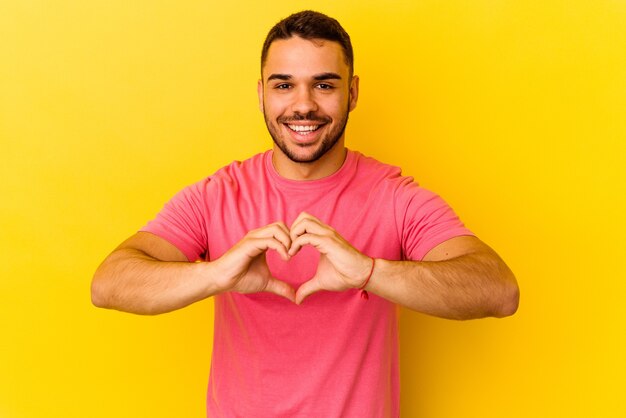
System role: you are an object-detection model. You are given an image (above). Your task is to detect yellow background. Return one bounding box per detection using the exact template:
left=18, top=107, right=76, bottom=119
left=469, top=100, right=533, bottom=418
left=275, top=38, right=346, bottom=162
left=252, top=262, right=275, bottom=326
left=1, top=1, right=624, bottom=417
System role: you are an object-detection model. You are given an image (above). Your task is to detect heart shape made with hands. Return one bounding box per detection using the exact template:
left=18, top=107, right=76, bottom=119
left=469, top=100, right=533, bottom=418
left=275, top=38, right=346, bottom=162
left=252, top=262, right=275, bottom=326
left=224, top=212, right=373, bottom=305
left=267, top=246, right=360, bottom=305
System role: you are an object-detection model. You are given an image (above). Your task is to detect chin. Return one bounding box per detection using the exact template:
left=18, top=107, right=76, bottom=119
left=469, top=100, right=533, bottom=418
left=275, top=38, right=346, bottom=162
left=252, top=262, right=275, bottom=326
left=276, top=138, right=341, bottom=164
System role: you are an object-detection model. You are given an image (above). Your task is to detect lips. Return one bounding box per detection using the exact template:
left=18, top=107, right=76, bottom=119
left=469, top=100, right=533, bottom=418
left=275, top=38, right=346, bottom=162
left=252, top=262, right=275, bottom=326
left=276, top=115, right=331, bottom=144
left=286, top=124, right=322, bottom=135
left=281, top=123, right=323, bottom=145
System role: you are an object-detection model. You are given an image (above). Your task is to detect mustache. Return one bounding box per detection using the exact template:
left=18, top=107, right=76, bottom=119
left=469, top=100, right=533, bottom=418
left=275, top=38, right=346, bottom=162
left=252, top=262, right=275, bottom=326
left=278, top=113, right=331, bottom=124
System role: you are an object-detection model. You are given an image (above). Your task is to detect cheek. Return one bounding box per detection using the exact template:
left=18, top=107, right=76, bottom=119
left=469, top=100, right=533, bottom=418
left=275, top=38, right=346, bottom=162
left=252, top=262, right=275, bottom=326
left=322, top=99, right=347, bottom=117
left=319, top=91, right=349, bottom=109
left=263, top=97, right=288, bottom=116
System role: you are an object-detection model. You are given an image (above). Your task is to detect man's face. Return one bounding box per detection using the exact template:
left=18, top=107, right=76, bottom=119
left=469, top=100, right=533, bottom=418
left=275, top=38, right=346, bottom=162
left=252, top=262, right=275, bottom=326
left=258, top=36, right=359, bottom=163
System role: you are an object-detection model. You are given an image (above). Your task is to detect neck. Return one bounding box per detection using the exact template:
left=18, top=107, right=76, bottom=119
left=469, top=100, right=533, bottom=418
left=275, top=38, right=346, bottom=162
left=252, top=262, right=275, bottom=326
left=272, top=142, right=347, bottom=181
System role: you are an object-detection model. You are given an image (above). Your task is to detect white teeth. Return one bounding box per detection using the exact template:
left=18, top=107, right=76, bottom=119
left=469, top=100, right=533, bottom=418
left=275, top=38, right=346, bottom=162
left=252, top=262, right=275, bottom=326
left=287, top=124, right=320, bottom=133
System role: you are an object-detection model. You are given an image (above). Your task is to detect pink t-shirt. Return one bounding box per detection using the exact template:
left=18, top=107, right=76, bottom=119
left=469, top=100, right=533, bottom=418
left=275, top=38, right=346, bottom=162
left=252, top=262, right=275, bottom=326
left=142, top=150, right=473, bottom=417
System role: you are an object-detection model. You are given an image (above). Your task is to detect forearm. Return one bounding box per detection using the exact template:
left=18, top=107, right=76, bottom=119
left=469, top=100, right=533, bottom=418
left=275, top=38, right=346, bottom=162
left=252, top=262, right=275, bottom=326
left=366, top=252, right=519, bottom=320
left=91, top=248, right=221, bottom=315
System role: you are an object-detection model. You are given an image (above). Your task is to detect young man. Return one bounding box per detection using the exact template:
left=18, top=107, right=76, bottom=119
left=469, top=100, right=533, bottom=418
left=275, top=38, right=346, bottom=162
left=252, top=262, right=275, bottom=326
left=92, top=10, right=519, bottom=417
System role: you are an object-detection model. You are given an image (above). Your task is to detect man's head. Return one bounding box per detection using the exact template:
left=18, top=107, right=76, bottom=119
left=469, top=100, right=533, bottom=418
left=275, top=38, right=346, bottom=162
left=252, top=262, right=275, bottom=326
left=258, top=11, right=359, bottom=168
left=261, top=10, right=354, bottom=79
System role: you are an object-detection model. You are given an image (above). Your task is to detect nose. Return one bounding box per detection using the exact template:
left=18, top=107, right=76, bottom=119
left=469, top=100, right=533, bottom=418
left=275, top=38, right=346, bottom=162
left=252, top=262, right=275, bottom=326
left=290, top=87, right=318, bottom=116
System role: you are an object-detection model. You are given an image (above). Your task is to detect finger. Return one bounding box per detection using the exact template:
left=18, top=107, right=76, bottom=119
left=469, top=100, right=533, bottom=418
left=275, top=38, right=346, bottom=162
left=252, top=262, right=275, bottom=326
left=290, top=218, right=332, bottom=243
left=251, top=223, right=292, bottom=251
left=290, top=212, right=325, bottom=233
left=288, top=233, right=330, bottom=256
left=244, top=237, right=290, bottom=260
left=295, top=277, right=322, bottom=305
left=269, top=221, right=292, bottom=248
left=264, top=277, right=296, bottom=303
left=291, top=211, right=318, bottom=226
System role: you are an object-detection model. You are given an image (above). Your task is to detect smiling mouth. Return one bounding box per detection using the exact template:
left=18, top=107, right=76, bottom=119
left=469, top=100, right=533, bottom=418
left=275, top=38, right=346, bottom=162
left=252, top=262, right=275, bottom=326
left=285, top=124, right=324, bottom=135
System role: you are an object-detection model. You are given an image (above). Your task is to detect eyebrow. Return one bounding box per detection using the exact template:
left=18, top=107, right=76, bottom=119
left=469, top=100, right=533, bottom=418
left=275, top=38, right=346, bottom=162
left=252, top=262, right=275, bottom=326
left=266, top=72, right=343, bottom=82
left=313, top=72, right=342, bottom=81
left=267, top=74, right=292, bottom=81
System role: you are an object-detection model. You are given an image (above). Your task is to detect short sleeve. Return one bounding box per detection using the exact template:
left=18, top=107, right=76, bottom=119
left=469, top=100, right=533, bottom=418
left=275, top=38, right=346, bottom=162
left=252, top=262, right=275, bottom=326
left=140, top=179, right=210, bottom=262
left=394, top=178, right=474, bottom=261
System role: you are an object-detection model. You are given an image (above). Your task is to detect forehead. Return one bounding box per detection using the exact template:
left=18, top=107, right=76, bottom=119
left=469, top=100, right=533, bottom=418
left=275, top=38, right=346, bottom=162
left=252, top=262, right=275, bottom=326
left=262, top=36, right=348, bottom=79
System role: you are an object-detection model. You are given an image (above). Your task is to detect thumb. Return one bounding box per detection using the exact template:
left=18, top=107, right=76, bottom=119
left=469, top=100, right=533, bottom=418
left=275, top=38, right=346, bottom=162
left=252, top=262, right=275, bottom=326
left=295, top=276, right=322, bottom=305
left=264, top=277, right=296, bottom=303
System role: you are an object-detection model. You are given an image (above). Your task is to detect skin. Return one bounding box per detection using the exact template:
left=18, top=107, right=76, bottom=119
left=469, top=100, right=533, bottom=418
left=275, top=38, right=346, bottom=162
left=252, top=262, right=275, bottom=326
left=258, top=36, right=358, bottom=180
left=91, top=36, right=519, bottom=319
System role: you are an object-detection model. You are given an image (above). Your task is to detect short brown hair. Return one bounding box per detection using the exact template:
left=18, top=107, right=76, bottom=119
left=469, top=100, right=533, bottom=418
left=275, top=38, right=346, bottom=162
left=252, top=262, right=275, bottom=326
left=261, top=10, right=354, bottom=77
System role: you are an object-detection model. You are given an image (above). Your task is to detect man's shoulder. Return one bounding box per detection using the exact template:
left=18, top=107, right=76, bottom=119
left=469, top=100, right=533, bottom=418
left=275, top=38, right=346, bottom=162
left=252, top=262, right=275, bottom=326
left=350, top=149, right=412, bottom=184
left=176, top=151, right=269, bottom=197
left=192, top=151, right=268, bottom=188
left=213, top=151, right=268, bottom=177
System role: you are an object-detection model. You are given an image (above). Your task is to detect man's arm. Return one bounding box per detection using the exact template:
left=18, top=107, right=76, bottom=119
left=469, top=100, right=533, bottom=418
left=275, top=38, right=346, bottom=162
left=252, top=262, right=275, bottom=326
left=290, top=213, right=519, bottom=320
left=366, top=236, right=519, bottom=319
left=91, top=224, right=296, bottom=315
left=91, top=232, right=219, bottom=315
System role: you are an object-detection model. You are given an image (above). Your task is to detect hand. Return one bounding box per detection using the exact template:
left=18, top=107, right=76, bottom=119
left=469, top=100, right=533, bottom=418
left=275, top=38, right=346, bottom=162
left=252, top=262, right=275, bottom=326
left=289, top=212, right=372, bottom=304
left=212, top=222, right=295, bottom=302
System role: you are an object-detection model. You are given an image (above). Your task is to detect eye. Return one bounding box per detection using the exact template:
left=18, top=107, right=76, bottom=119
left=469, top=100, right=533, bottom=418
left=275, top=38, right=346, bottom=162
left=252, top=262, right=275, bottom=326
left=274, top=83, right=291, bottom=90
left=316, top=83, right=334, bottom=90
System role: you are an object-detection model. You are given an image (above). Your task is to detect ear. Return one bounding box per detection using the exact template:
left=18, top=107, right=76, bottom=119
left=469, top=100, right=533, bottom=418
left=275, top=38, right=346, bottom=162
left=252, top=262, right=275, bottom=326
left=257, top=79, right=264, bottom=113
left=348, top=75, right=359, bottom=112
